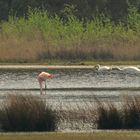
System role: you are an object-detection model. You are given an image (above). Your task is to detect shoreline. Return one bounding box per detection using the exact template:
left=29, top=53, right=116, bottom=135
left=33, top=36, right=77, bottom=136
left=0, top=65, right=96, bottom=70
left=0, top=64, right=140, bottom=70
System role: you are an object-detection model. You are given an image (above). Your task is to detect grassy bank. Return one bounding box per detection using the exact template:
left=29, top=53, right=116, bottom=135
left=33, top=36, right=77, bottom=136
left=0, top=8, right=140, bottom=63
left=0, top=131, right=140, bottom=140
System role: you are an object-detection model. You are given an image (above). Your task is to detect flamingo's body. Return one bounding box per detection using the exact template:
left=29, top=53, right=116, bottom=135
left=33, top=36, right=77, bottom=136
left=37, top=72, right=54, bottom=95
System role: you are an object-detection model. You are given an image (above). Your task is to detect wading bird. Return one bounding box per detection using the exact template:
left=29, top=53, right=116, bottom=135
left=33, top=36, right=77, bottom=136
left=120, top=66, right=140, bottom=73
left=37, top=72, right=54, bottom=95
left=94, top=64, right=111, bottom=71
left=94, top=64, right=140, bottom=74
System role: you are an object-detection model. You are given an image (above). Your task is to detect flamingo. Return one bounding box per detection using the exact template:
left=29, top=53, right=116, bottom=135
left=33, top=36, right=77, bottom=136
left=37, top=72, right=54, bottom=95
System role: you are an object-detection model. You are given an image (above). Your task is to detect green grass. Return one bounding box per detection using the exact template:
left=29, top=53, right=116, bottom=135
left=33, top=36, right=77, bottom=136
left=0, top=132, right=140, bottom=140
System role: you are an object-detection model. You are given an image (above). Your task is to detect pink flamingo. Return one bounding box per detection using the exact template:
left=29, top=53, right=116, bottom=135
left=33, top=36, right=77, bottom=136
left=37, top=72, right=54, bottom=95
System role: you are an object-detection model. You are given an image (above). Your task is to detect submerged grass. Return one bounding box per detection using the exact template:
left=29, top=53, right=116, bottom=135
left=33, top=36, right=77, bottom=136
left=0, top=8, right=140, bottom=62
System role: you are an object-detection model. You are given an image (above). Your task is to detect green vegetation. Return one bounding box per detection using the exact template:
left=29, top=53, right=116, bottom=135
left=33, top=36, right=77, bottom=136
left=0, top=1, right=140, bottom=63
left=0, top=0, right=140, bottom=22
left=0, top=7, right=140, bottom=63
left=0, top=132, right=140, bottom=140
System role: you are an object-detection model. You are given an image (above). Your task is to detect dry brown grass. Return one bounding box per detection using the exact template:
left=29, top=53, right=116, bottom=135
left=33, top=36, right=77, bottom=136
left=0, top=94, right=58, bottom=132
left=0, top=8, right=140, bottom=63
left=54, top=101, right=97, bottom=130
left=0, top=33, right=140, bottom=62
left=55, top=96, right=140, bottom=130
left=0, top=34, right=46, bottom=62
left=0, top=131, right=140, bottom=140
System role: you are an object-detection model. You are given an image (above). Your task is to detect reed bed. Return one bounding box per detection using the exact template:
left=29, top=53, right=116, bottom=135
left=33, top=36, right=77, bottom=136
left=56, top=96, right=140, bottom=130
left=0, top=94, right=58, bottom=132
left=0, top=94, right=140, bottom=131
left=56, top=102, right=97, bottom=131
left=0, top=8, right=140, bottom=62
left=95, top=96, right=140, bottom=129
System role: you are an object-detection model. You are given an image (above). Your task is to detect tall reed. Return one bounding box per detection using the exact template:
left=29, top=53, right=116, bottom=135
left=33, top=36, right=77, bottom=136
left=0, top=94, right=58, bottom=132
left=96, top=96, right=140, bottom=129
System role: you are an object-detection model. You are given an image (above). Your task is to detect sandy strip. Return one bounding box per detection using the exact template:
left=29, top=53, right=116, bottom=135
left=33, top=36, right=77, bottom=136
left=0, top=64, right=139, bottom=70
left=0, top=65, right=95, bottom=70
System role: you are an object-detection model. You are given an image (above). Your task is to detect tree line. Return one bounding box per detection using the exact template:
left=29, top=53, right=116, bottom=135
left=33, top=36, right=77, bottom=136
left=0, top=0, right=140, bottom=22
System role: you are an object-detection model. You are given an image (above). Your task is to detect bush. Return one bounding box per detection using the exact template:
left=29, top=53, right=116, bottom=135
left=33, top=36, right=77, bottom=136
left=0, top=94, right=58, bottom=132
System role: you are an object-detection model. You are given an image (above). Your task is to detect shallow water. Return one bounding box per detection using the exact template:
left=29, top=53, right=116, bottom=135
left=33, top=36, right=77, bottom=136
left=0, top=69, right=140, bottom=89
left=0, top=68, right=140, bottom=107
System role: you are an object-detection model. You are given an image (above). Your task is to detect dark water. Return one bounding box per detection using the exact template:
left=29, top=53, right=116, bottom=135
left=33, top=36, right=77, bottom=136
left=0, top=68, right=140, bottom=108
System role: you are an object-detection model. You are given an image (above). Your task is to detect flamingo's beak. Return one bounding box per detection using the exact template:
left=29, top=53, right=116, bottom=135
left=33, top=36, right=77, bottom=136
left=48, top=74, right=54, bottom=78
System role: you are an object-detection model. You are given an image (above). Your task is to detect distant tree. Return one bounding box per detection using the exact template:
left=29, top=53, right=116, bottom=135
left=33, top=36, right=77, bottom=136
left=0, top=0, right=140, bottom=23
left=105, top=0, right=128, bottom=22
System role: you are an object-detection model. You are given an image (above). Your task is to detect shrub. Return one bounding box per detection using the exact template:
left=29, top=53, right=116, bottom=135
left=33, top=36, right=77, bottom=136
left=0, top=94, right=58, bottom=132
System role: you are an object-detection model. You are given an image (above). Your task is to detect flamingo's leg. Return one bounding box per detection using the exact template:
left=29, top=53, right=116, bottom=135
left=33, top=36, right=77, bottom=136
left=39, top=81, right=43, bottom=95
left=45, top=81, right=47, bottom=94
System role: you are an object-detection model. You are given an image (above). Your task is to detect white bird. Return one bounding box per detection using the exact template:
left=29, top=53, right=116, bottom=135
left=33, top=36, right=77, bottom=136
left=120, top=66, right=140, bottom=73
left=111, top=66, right=122, bottom=71
left=95, top=64, right=140, bottom=73
left=94, top=64, right=111, bottom=71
